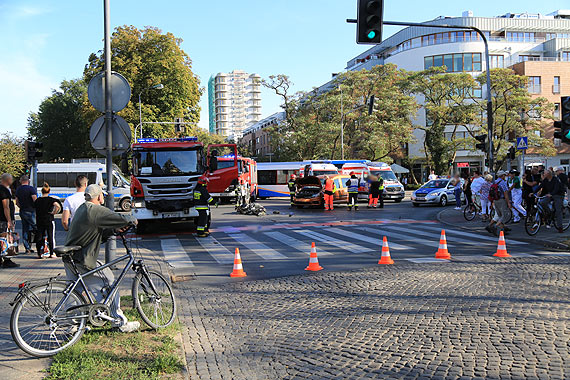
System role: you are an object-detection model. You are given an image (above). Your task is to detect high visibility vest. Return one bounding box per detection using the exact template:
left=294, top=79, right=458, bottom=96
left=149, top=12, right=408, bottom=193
left=378, top=178, right=384, bottom=191
left=325, top=179, right=336, bottom=193
left=287, top=180, right=296, bottom=194
left=346, top=178, right=359, bottom=193
left=194, top=185, right=213, bottom=210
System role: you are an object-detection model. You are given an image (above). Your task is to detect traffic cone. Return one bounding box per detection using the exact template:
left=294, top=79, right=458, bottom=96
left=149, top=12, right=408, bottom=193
left=493, top=230, right=511, bottom=258
left=378, top=236, right=394, bottom=265
left=305, top=242, right=323, bottom=271
left=229, top=248, right=247, bottom=277
left=435, top=230, right=451, bottom=259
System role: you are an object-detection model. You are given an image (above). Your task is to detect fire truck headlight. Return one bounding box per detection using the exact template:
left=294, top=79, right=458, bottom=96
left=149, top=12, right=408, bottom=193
left=133, top=201, right=144, bottom=208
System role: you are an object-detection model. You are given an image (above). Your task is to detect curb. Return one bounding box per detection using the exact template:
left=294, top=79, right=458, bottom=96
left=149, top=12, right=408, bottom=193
left=436, top=208, right=570, bottom=251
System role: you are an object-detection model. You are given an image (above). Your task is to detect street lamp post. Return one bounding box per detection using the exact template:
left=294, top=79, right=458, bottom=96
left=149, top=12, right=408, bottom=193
left=137, top=83, right=164, bottom=139
left=340, top=84, right=344, bottom=160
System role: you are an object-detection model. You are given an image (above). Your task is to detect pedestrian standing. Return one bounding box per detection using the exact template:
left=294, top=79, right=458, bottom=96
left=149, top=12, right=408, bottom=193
left=486, top=171, right=511, bottom=236
left=554, top=166, right=568, bottom=199
left=453, top=174, right=462, bottom=210
left=62, top=175, right=88, bottom=231
left=346, top=172, right=359, bottom=211
left=428, top=171, right=437, bottom=181
left=34, top=183, right=60, bottom=258
left=463, top=173, right=473, bottom=207
left=287, top=174, right=297, bottom=207
left=194, top=176, right=214, bottom=237
left=480, top=174, right=493, bottom=221
left=0, top=173, right=18, bottom=268
left=470, top=171, right=485, bottom=212
left=367, top=175, right=383, bottom=208
left=323, top=176, right=336, bottom=211
left=508, top=170, right=526, bottom=223
left=15, top=175, right=37, bottom=254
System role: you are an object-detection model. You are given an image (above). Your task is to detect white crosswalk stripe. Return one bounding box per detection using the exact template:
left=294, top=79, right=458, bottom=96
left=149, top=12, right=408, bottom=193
left=357, top=226, right=453, bottom=247
left=326, top=227, right=413, bottom=250
left=263, top=231, right=333, bottom=256
left=419, top=224, right=528, bottom=245
left=160, top=238, right=194, bottom=268
left=292, top=230, right=374, bottom=253
left=228, top=233, right=288, bottom=260
left=195, top=235, right=235, bottom=264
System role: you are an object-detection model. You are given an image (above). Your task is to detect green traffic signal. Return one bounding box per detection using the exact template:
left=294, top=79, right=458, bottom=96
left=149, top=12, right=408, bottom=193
left=367, top=30, right=376, bottom=39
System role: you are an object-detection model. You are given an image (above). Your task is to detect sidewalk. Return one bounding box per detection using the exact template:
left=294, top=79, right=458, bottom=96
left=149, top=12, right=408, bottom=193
left=0, top=234, right=175, bottom=380
left=437, top=207, right=570, bottom=250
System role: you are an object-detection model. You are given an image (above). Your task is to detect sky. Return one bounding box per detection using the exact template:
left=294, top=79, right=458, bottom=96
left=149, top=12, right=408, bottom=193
left=0, top=0, right=566, bottom=138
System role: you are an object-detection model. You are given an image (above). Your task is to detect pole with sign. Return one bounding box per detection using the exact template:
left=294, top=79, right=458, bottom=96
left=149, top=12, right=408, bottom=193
left=516, top=137, right=528, bottom=171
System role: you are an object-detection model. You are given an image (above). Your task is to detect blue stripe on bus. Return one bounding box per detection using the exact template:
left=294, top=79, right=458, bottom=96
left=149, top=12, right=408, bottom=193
left=258, top=188, right=289, bottom=197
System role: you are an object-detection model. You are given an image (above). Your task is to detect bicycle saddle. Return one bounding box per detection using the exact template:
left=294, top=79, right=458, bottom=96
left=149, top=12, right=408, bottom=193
left=54, top=245, right=82, bottom=257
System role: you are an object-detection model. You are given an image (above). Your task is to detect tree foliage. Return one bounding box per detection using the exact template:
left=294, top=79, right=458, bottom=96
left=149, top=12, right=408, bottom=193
left=0, top=133, right=26, bottom=176
left=27, top=79, right=94, bottom=161
left=263, top=65, right=417, bottom=162
left=475, top=68, right=555, bottom=171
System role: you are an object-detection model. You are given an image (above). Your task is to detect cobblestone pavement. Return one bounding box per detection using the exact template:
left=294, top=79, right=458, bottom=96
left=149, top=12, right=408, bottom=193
left=177, top=257, right=570, bottom=380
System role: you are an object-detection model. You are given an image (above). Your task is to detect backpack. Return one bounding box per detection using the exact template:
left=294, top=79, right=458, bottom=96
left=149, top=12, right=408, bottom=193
left=488, top=181, right=502, bottom=201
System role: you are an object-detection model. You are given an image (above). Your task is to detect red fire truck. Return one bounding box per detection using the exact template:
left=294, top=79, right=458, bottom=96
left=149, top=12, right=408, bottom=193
left=207, top=153, right=258, bottom=203
left=130, top=137, right=238, bottom=232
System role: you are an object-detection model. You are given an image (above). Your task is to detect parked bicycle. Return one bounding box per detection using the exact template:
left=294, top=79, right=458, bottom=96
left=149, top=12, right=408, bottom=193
left=525, top=195, right=570, bottom=236
left=9, top=228, right=176, bottom=357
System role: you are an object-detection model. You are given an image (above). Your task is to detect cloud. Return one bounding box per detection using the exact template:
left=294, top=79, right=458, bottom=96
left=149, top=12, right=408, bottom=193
left=0, top=55, right=57, bottom=137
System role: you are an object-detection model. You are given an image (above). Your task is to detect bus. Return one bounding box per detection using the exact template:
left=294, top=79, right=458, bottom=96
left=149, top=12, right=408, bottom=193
left=257, top=162, right=301, bottom=198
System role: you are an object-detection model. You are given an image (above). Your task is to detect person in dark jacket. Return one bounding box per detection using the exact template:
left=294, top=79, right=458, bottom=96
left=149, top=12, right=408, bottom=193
left=367, top=175, right=384, bottom=208
left=194, top=176, right=214, bottom=237
left=346, top=173, right=359, bottom=211
left=34, top=183, right=60, bottom=258
left=287, top=174, right=297, bottom=207
left=536, top=169, right=564, bottom=232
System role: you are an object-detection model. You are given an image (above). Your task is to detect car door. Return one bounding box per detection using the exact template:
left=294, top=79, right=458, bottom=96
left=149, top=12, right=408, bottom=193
left=446, top=183, right=455, bottom=200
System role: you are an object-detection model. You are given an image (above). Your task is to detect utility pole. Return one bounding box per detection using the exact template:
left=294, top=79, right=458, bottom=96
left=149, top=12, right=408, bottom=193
left=103, top=0, right=116, bottom=263
left=339, top=84, right=344, bottom=160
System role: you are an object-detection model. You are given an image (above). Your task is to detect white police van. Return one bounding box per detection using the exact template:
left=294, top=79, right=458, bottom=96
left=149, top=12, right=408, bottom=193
left=35, top=161, right=132, bottom=211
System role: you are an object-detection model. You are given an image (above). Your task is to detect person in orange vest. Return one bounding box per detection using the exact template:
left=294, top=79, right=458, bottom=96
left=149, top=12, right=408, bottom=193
left=323, top=176, right=336, bottom=211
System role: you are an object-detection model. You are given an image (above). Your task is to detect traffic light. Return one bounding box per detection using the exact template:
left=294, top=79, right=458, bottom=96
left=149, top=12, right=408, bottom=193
left=24, top=140, right=43, bottom=163
left=357, top=0, right=383, bottom=44
left=554, top=96, right=570, bottom=144
left=368, top=95, right=375, bottom=115
left=475, top=134, right=487, bottom=152
left=508, top=146, right=516, bottom=160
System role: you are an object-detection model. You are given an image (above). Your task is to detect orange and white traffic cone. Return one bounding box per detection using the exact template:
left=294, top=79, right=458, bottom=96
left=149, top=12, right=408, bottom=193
left=305, top=242, right=323, bottom=271
left=378, top=236, right=394, bottom=265
left=435, top=230, right=451, bottom=259
left=493, top=230, right=511, bottom=258
left=229, top=248, right=247, bottom=277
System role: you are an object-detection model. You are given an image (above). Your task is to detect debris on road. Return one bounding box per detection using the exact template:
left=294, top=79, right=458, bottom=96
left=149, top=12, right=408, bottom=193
left=236, top=202, right=267, bottom=216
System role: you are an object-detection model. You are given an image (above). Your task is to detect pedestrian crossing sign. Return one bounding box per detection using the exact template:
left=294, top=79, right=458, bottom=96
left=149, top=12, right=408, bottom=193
left=516, top=136, right=528, bottom=150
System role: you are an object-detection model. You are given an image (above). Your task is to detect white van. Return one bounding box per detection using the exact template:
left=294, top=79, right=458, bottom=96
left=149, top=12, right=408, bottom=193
left=299, top=161, right=339, bottom=177
left=35, top=162, right=132, bottom=211
left=368, top=162, right=405, bottom=202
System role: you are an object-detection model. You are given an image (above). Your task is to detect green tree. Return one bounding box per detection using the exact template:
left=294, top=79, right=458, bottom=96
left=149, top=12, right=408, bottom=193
left=0, top=133, right=26, bottom=176
left=83, top=25, right=202, bottom=139
left=27, top=79, right=95, bottom=161
left=404, top=67, right=480, bottom=175
left=475, top=68, right=555, bottom=172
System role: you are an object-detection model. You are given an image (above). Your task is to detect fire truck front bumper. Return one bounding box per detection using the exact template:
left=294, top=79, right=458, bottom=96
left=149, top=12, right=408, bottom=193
left=131, top=200, right=199, bottom=221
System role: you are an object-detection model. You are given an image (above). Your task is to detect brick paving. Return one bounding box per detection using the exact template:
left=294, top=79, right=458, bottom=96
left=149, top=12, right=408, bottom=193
left=177, top=256, right=570, bottom=380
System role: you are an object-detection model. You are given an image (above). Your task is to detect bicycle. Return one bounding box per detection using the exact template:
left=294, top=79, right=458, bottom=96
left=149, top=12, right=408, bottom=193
left=9, top=228, right=176, bottom=357
left=463, top=200, right=482, bottom=221
left=525, top=195, right=570, bottom=236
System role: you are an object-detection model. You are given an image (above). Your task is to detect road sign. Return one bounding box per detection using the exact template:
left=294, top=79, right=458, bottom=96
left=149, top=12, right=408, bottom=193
left=516, top=137, right=528, bottom=150
left=89, top=115, right=132, bottom=156
left=88, top=71, right=131, bottom=113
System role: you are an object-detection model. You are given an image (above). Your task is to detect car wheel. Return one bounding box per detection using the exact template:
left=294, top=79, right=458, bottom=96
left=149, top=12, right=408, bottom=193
left=119, top=198, right=132, bottom=212
left=412, top=202, right=419, bottom=207
left=439, top=195, right=448, bottom=207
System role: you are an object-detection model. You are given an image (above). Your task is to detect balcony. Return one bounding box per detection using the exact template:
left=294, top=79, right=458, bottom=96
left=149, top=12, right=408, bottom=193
left=528, top=85, right=541, bottom=94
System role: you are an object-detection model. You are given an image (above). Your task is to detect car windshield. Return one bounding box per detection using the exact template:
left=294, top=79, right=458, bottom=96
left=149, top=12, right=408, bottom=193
left=135, top=148, right=203, bottom=176
left=422, top=180, right=448, bottom=189
left=370, top=170, right=398, bottom=181
left=313, top=170, right=338, bottom=176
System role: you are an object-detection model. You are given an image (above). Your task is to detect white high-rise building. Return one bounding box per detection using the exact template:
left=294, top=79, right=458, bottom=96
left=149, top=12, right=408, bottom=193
left=208, top=70, right=262, bottom=139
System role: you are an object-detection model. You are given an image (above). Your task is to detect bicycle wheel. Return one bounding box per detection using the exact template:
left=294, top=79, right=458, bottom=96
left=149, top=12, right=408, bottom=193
left=10, top=281, right=87, bottom=357
left=463, top=205, right=476, bottom=221
left=133, top=270, right=176, bottom=329
left=525, top=210, right=541, bottom=236
left=556, top=205, right=570, bottom=231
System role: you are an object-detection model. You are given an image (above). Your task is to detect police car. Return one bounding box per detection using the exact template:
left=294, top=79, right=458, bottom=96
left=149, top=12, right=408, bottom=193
left=411, top=179, right=462, bottom=207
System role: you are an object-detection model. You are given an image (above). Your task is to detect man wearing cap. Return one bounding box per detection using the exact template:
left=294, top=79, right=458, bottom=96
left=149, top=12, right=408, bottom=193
left=194, top=176, right=214, bottom=237
left=64, top=184, right=139, bottom=332
left=486, top=171, right=511, bottom=235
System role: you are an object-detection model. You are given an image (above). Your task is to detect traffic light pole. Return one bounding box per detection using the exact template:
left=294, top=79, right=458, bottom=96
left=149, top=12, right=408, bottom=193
left=348, top=18, right=495, bottom=172
left=103, top=0, right=116, bottom=264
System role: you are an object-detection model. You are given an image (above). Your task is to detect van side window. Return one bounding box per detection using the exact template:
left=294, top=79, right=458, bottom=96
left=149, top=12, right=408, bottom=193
left=87, top=173, right=97, bottom=186
left=334, top=179, right=342, bottom=189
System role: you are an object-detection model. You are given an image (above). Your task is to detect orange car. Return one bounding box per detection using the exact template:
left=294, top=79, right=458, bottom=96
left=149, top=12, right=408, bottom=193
left=293, top=175, right=349, bottom=208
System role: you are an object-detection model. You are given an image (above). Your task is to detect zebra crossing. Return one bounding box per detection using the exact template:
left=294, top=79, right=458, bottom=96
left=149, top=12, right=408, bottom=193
left=136, top=221, right=566, bottom=272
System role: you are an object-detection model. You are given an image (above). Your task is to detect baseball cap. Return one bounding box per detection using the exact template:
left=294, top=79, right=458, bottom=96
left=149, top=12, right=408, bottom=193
left=554, top=166, right=564, bottom=172
left=85, top=184, right=103, bottom=201
left=497, top=170, right=507, bottom=176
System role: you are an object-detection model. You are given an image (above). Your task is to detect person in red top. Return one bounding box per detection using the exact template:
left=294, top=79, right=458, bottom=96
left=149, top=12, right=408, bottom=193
left=323, top=176, right=336, bottom=211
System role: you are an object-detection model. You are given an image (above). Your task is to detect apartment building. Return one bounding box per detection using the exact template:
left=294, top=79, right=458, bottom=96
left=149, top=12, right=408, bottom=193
left=208, top=70, right=262, bottom=139
left=240, top=112, right=285, bottom=160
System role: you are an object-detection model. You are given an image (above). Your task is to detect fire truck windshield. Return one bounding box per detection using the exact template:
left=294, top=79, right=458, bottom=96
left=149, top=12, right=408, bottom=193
left=135, top=148, right=203, bottom=176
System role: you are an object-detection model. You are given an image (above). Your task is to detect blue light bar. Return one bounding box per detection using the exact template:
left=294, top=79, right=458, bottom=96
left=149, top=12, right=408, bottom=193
left=137, top=138, right=157, bottom=143
left=136, top=137, right=198, bottom=143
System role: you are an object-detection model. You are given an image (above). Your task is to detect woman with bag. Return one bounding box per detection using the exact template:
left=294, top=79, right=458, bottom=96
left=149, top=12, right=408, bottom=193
left=34, top=183, right=61, bottom=258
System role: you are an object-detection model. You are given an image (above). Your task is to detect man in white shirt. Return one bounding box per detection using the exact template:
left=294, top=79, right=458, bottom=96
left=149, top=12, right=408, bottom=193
left=470, top=171, right=485, bottom=210
left=428, top=171, right=437, bottom=181
left=62, top=175, right=88, bottom=231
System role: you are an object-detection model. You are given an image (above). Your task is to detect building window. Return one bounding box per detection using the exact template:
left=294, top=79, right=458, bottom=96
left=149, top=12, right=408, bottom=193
left=562, top=52, right=570, bottom=61
left=547, top=33, right=570, bottom=40
left=554, top=103, right=560, bottom=119
left=507, top=32, right=535, bottom=42
left=528, top=76, right=541, bottom=94
left=489, top=55, right=504, bottom=69
left=424, top=53, right=482, bottom=72
left=554, top=76, right=561, bottom=94
left=519, top=55, right=540, bottom=62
